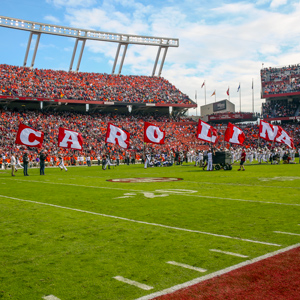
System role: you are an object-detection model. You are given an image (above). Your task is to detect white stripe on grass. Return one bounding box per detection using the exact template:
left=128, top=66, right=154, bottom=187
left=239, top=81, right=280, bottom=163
left=113, top=276, right=153, bottom=290
left=0, top=194, right=281, bottom=246
left=167, top=261, right=207, bottom=272
left=135, top=243, right=300, bottom=300
left=42, top=295, right=61, bottom=300
left=274, top=231, right=300, bottom=236
left=2, top=178, right=300, bottom=207
left=210, top=249, right=249, bottom=258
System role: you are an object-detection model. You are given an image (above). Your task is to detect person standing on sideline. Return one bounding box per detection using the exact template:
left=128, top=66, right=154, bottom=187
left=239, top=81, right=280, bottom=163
left=207, top=149, right=213, bottom=171
left=22, top=151, right=29, bottom=176
left=11, top=152, right=16, bottom=176
left=39, top=150, right=46, bottom=175
left=58, top=155, right=68, bottom=171
left=238, top=148, right=246, bottom=171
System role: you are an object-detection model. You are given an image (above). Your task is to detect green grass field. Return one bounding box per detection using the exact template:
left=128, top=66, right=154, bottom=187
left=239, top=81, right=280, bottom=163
left=1, top=162, right=300, bottom=300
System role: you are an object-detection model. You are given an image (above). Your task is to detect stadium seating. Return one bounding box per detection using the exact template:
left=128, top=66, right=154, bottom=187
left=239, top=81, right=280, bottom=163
left=0, top=64, right=192, bottom=105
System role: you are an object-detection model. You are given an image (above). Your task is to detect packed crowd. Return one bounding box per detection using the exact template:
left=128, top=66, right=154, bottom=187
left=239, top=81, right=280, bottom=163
left=262, top=99, right=300, bottom=118
left=1, top=109, right=299, bottom=168
left=261, top=64, right=300, bottom=95
left=0, top=109, right=209, bottom=163
left=0, top=64, right=193, bottom=105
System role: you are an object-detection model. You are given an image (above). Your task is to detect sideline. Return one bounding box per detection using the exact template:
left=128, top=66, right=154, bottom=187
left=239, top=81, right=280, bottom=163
left=134, top=243, right=300, bottom=300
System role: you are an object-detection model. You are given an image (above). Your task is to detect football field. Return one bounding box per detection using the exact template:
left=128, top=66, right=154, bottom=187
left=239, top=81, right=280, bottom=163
left=0, top=162, right=300, bottom=300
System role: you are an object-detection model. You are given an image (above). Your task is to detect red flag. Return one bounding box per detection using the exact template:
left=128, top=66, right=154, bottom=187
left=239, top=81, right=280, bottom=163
left=105, top=123, right=130, bottom=149
left=58, top=127, right=83, bottom=150
left=201, top=81, right=205, bottom=88
left=276, top=126, right=294, bottom=148
left=226, top=87, right=229, bottom=96
left=224, top=122, right=245, bottom=145
left=15, top=123, right=44, bottom=148
left=259, top=120, right=279, bottom=141
left=144, top=122, right=165, bottom=144
left=196, top=120, right=218, bottom=144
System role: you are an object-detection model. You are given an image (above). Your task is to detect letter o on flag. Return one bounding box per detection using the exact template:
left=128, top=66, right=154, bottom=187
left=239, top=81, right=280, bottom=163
left=146, top=126, right=164, bottom=143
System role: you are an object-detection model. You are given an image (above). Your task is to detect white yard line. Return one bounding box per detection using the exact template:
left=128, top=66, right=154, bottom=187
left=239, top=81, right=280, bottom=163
left=42, top=295, right=61, bottom=300
left=0, top=194, right=281, bottom=246
left=210, top=249, right=249, bottom=258
left=2, top=177, right=300, bottom=207
left=167, top=261, right=207, bottom=272
left=185, top=180, right=300, bottom=190
left=135, top=243, right=300, bottom=300
left=113, top=276, right=153, bottom=290
left=274, top=231, right=300, bottom=236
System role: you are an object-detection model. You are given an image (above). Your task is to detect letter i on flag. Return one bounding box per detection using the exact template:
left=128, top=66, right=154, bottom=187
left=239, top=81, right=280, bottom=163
left=224, top=122, right=245, bottom=145
left=105, top=123, right=130, bottom=149
left=144, top=122, right=165, bottom=144
left=196, top=120, right=218, bottom=144
left=58, top=127, right=83, bottom=150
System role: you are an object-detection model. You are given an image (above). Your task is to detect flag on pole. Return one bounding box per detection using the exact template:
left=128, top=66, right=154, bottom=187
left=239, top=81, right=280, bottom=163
left=226, top=87, right=229, bottom=96
left=224, top=123, right=245, bottom=145
left=211, top=90, right=216, bottom=96
left=15, top=123, right=44, bottom=148
left=201, top=81, right=205, bottom=88
left=196, top=120, right=218, bottom=144
left=105, top=123, right=130, bottom=149
left=237, top=84, right=240, bottom=92
left=144, top=122, right=165, bottom=145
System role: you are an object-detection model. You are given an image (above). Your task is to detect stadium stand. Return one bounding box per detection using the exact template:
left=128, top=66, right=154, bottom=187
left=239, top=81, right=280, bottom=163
left=0, top=64, right=193, bottom=105
left=261, top=64, right=300, bottom=96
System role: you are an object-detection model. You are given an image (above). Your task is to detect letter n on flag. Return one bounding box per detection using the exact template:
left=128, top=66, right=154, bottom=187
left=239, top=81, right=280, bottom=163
left=144, top=122, right=165, bottom=144
left=105, top=123, right=130, bottom=149
left=15, top=123, right=44, bottom=148
left=224, top=122, right=245, bottom=145
left=196, top=120, right=218, bottom=144
left=58, top=128, right=83, bottom=150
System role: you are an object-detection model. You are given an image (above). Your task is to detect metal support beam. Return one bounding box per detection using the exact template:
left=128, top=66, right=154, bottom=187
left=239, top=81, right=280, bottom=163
left=118, top=44, right=128, bottom=75
left=112, top=43, right=122, bottom=75
left=158, top=47, right=168, bottom=77
left=152, top=46, right=162, bottom=76
left=69, top=38, right=79, bottom=72
left=24, top=31, right=33, bottom=67
left=30, top=32, right=41, bottom=68
left=76, top=39, right=86, bottom=72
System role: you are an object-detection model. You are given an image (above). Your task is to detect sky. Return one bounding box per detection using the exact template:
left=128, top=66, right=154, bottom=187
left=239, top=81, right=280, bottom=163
left=1, top=0, right=300, bottom=115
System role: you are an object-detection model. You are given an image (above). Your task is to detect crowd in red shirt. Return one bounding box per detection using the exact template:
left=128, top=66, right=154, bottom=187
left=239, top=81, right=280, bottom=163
left=0, top=64, right=192, bottom=105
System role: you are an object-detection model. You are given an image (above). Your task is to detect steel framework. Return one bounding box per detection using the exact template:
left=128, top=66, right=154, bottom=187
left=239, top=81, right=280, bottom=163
left=0, top=16, right=179, bottom=76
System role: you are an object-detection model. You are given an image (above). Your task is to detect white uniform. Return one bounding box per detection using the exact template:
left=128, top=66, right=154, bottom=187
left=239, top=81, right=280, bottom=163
left=207, top=151, right=213, bottom=171
left=58, top=157, right=68, bottom=171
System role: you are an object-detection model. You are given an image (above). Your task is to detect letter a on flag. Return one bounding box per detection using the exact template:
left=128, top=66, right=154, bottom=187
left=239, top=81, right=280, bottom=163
left=58, top=127, right=83, bottom=150
left=224, top=122, right=245, bottom=145
left=196, top=120, right=218, bottom=144
left=105, top=123, right=130, bottom=149
left=275, top=126, right=294, bottom=148
left=144, top=122, right=165, bottom=144
left=15, top=123, right=44, bottom=148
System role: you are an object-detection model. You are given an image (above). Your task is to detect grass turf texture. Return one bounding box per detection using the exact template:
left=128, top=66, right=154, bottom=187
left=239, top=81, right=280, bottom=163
left=0, top=162, right=299, bottom=300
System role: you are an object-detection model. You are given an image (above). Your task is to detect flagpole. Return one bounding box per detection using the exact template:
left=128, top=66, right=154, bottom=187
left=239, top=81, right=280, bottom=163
left=239, top=82, right=241, bottom=112
left=195, top=90, right=198, bottom=117
left=252, top=78, right=254, bottom=113
left=204, top=81, right=206, bottom=105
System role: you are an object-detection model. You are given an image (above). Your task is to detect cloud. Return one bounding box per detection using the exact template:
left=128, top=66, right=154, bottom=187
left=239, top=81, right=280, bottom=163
left=270, top=0, right=288, bottom=8
left=46, top=0, right=96, bottom=8
left=44, top=15, right=60, bottom=24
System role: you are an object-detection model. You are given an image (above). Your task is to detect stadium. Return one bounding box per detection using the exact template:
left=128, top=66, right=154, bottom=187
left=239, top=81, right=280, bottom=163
left=1, top=11, right=300, bottom=300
